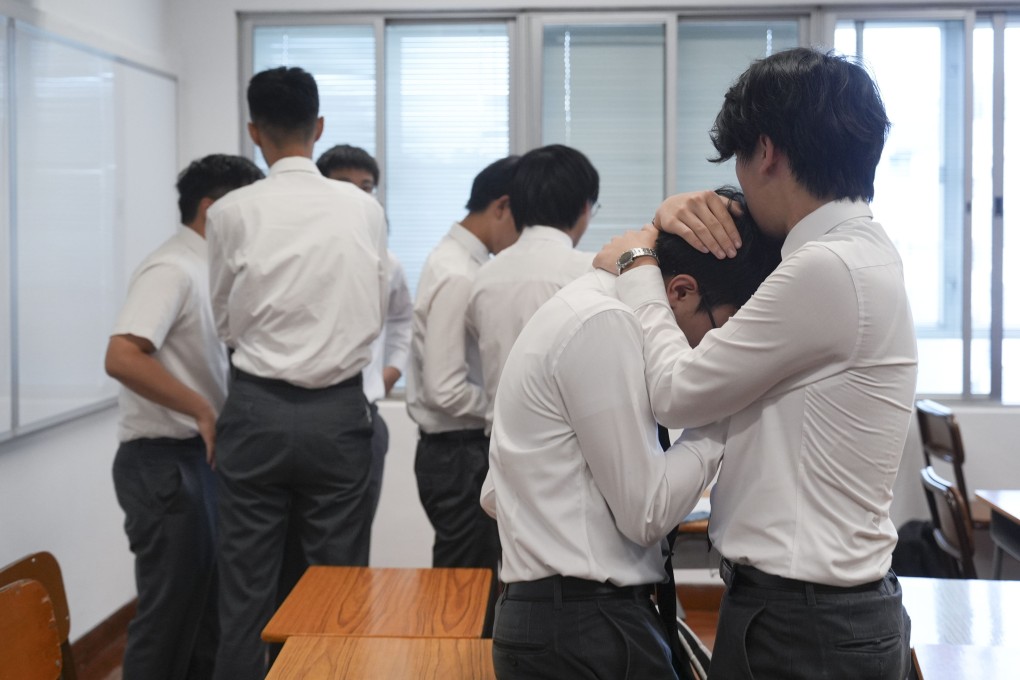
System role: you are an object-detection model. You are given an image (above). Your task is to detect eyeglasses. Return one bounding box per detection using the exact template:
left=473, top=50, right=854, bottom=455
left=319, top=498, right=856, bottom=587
left=591, top=201, right=602, bottom=217
left=700, top=292, right=719, bottom=330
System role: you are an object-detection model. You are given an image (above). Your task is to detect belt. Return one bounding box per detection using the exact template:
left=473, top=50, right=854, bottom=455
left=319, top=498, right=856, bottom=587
left=419, top=429, right=487, bottom=443
left=232, top=368, right=362, bottom=391
left=504, top=575, right=653, bottom=604
left=720, top=558, right=884, bottom=595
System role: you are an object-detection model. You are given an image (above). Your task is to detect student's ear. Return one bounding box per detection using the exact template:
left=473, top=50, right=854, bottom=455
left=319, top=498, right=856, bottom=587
left=760, top=134, right=780, bottom=173
left=196, top=196, right=216, bottom=219
left=313, top=116, right=324, bottom=142
left=665, top=274, right=699, bottom=307
left=493, top=194, right=511, bottom=220
left=248, top=122, right=262, bottom=147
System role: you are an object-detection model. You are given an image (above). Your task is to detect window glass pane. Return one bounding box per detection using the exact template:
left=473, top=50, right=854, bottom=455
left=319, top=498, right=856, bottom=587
left=542, top=23, right=664, bottom=251
left=973, top=21, right=994, bottom=397
left=385, top=23, right=510, bottom=299
left=15, top=26, right=119, bottom=426
left=676, top=20, right=799, bottom=192
left=1004, top=22, right=1020, bottom=404
left=836, top=20, right=967, bottom=395
left=253, top=25, right=376, bottom=170
left=0, top=18, right=9, bottom=435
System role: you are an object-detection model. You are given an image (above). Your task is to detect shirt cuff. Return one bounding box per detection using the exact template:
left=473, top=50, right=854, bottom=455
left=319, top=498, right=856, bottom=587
left=617, top=265, right=669, bottom=309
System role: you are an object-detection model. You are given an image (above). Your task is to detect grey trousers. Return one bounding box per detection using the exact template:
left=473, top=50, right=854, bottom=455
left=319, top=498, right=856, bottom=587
left=491, top=583, right=677, bottom=679
left=112, top=436, right=218, bottom=680
left=212, top=371, right=373, bottom=680
left=709, top=563, right=911, bottom=680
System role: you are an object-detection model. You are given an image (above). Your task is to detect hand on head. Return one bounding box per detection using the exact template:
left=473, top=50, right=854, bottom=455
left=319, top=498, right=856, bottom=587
left=653, top=190, right=742, bottom=259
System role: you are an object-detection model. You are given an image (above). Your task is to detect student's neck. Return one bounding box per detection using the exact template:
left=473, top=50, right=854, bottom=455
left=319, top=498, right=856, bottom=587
left=260, top=142, right=314, bottom=167
left=459, top=212, right=495, bottom=252
left=779, top=184, right=833, bottom=236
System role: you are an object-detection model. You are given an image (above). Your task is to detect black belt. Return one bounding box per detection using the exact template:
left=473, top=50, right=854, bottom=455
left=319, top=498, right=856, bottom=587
left=504, top=575, right=652, bottom=604
left=419, top=429, right=487, bottom=443
left=232, top=367, right=362, bottom=390
left=720, top=558, right=884, bottom=595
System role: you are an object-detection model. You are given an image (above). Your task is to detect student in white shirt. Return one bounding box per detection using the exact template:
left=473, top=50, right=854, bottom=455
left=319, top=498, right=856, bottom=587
left=482, top=190, right=780, bottom=680
left=206, top=67, right=388, bottom=680
left=406, top=156, right=520, bottom=635
left=466, top=144, right=597, bottom=433
left=315, top=144, right=412, bottom=551
left=596, top=48, right=917, bottom=680
left=105, top=154, right=263, bottom=680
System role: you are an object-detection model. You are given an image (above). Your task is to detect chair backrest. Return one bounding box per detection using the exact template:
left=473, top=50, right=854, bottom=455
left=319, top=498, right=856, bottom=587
left=920, top=465, right=977, bottom=579
left=0, top=579, right=62, bottom=680
left=0, top=552, right=76, bottom=679
left=915, top=399, right=975, bottom=526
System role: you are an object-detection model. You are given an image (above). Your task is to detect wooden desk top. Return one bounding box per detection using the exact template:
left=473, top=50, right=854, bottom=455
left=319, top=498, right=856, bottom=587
left=265, top=636, right=495, bottom=680
left=262, top=567, right=492, bottom=643
left=901, top=577, right=1020, bottom=646
left=912, top=644, right=1020, bottom=680
left=976, top=490, right=1020, bottom=524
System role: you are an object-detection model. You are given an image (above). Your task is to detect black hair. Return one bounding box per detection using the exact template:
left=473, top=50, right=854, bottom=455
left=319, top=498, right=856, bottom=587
left=316, top=144, right=379, bottom=185
left=656, top=187, right=781, bottom=310
left=176, top=154, right=264, bottom=225
left=710, top=47, right=890, bottom=202
left=465, top=155, right=521, bottom=213
left=247, top=66, right=320, bottom=144
left=509, top=144, right=599, bottom=232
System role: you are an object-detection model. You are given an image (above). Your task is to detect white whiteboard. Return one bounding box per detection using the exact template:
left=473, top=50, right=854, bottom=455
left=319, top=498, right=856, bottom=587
left=3, top=20, right=177, bottom=437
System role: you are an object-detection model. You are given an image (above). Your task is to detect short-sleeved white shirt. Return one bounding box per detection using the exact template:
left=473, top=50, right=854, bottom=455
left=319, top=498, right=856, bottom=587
left=112, top=226, right=228, bottom=442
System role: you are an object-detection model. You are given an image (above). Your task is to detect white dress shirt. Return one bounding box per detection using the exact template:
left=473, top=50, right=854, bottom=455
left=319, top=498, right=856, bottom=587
left=481, top=270, right=725, bottom=585
left=363, top=251, right=412, bottom=404
left=113, top=227, right=228, bottom=442
left=616, top=200, right=918, bottom=587
left=466, top=226, right=593, bottom=431
left=207, top=157, right=388, bottom=388
left=405, top=223, right=489, bottom=434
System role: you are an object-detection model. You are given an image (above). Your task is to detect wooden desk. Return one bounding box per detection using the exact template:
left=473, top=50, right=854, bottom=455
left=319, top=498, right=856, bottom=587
left=901, top=576, right=1020, bottom=646
left=262, top=567, right=492, bottom=643
left=912, top=644, right=1020, bottom=680
left=976, top=489, right=1020, bottom=579
left=265, top=636, right=495, bottom=680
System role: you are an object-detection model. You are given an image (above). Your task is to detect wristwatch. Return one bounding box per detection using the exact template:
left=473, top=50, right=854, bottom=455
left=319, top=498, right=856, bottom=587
left=616, top=247, right=658, bottom=274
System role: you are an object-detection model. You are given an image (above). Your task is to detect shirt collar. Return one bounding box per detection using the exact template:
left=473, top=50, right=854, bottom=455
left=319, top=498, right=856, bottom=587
left=518, top=225, right=574, bottom=248
left=448, top=222, right=490, bottom=265
left=178, top=225, right=207, bottom=256
left=267, top=156, right=320, bottom=176
left=781, top=199, right=873, bottom=260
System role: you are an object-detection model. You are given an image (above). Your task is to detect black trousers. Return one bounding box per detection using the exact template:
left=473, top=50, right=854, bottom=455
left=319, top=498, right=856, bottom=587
left=112, top=436, right=218, bottom=680
left=709, top=560, right=911, bottom=680
left=212, top=372, right=373, bottom=680
left=492, top=577, right=677, bottom=680
left=414, top=429, right=500, bottom=634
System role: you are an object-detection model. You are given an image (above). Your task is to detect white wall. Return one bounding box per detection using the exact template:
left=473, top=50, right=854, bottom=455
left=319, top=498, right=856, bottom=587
left=0, top=0, right=173, bottom=640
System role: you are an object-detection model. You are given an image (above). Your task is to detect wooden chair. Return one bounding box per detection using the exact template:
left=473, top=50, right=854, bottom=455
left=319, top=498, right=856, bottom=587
left=0, top=579, right=63, bottom=680
left=921, top=466, right=978, bottom=579
left=915, top=399, right=990, bottom=529
left=0, top=552, right=77, bottom=679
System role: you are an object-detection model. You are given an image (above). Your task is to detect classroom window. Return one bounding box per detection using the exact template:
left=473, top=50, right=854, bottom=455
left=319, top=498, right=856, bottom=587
left=242, top=9, right=1018, bottom=403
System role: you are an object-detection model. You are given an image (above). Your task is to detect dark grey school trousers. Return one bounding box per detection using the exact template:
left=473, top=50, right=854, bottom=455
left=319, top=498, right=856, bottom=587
left=211, top=371, right=373, bottom=680
left=709, top=560, right=911, bottom=680
left=112, top=436, right=218, bottom=680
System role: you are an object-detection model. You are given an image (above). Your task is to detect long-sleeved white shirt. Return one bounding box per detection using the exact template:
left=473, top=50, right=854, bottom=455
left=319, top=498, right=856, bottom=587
left=481, top=270, right=724, bottom=586
left=363, top=251, right=412, bottom=404
left=616, top=200, right=918, bottom=587
left=405, top=223, right=489, bottom=434
left=207, top=156, right=388, bottom=388
left=466, top=226, right=593, bottom=432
